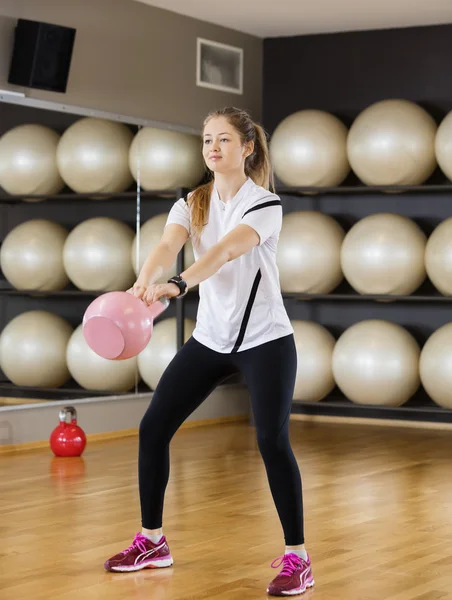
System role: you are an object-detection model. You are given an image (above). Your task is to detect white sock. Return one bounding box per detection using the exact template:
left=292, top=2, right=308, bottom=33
left=286, top=548, right=308, bottom=561
left=142, top=532, right=163, bottom=544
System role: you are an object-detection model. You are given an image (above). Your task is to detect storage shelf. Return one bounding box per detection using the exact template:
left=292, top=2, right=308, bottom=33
left=292, top=393, right=452, bottom=422
left=277, top=183, right=452, bottom=196
left=283, top=292, right=452, bottom=303
left=0, top=287, right=103, bottom=297
left=0, top=188, right=182, bottom=204
left=0, top=285, right=200, bottom=298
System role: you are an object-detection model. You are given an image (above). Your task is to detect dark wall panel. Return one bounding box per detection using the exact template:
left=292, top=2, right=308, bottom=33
left=263, top=23, right=452, bottom=133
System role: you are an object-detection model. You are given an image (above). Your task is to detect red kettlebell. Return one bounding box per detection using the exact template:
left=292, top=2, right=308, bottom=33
left=50, top=406, right=87, bottom=457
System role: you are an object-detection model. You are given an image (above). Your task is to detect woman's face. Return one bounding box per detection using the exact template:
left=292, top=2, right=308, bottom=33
left=202, top=116, right=252, bottom=176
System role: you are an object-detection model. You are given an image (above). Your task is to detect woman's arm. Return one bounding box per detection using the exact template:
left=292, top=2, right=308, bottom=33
left=142, top=224, right=260, bottom=304
left=181, top=224, right=259, bottom=289
left=130, top=224, right=189, bottom=298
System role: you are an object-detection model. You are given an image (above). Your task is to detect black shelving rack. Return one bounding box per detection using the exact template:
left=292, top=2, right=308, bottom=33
left=278, top=181, right=452, bottom=425
left=1, top=181, right=452, bottom=425
left=0, top=185, right=192, bottom=400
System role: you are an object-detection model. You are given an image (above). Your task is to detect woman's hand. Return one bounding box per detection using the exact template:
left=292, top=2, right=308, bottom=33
left=127, top=281, right=180, bottom=305
left=127, top=282, right=148, bottom=301
left=142, top=283, right=180, bottom=306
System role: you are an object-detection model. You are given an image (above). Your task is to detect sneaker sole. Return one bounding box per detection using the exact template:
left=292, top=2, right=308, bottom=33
left=267, top=579, right=315, bottom=596
left=108, top=557, right=174, bottom=572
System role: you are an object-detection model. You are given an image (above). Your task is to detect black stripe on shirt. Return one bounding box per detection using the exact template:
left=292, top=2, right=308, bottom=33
left=231, top=269, right=262, bottom=354
left=242, top=200, right=282, bottom=218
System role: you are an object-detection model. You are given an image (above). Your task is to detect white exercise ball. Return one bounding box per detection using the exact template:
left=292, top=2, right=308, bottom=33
left=131, top=213, right=195, bottom=282
left=277, top=211, right=345, bottom=293
left=66, top=325, right=139, bottom=392
left=435, top=111, right=452, bottom=181
left=1, top=219, right=69, bottom=291
left=0, top=311, right=72, bottom=387
left=63, top=217, right=135, bottom=291
left=270, top=110, right=350, bottom=187
left=138, top=318, right=195, bottom=390
left=57, top=118, right=134, bottom=194
left=129, top=127, right=205, bottom=191
left=292, top=321, right=336, bottom=402
left=419, top=323, right=452, bottom=409
left=332, top=320, right=421, bottom=406
left=347, top=99, right=437, bottom=186
left=425, top=217, right=452, bottom=295
left=0, top=124, right=64, bottom=198
left=341, top=213, right=427, bottom=295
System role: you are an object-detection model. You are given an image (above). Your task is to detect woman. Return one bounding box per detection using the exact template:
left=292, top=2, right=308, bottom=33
left=104, top=107, right=315, bottom=596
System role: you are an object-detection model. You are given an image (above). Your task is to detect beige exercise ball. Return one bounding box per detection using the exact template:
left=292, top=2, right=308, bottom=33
left=0, top=311, right=72, bottom=387
left=341, top=213, right=427, bottom=295
left=269, top=110, right=350, bottom=187
left=63, top=218, right=135, bottom=291
left=419, top=323, right=452, bottom=409
left=347, top=99, right=437, bottom=186
left=138, top=318, right=195, bottom=390
left=332, top=320, right=421, bottom=406
left=57, top=118, right=134, bottom=194
left=0, top=124, right=64, bottom=198
left=131, top=213, right=195, bottom=282
left=425, top=218, right=452, bottom=295
left=277, top=211, right=345, bottom=293
left=66, top=324, right=139, bottom=392
left=435, top=111, right=452, bottom=181
left=1, top=219, right=69, bottom=291
left=292, top=320, right=336, bottom=402
left=129, top=127, right=205, bottom=191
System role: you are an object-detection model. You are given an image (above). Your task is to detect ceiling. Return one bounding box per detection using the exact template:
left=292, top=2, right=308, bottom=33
left=134, top=0, right=452, bottom=38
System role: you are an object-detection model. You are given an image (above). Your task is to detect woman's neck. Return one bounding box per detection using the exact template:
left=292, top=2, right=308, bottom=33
left=214, top=171, right=248, bottom=203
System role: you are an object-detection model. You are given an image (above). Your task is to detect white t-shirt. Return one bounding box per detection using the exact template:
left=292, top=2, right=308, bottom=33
left=166, top=177, right=293, bottom=353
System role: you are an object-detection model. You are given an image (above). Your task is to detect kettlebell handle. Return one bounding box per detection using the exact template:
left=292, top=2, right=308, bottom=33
left=59, top=406, right=78, bottom=423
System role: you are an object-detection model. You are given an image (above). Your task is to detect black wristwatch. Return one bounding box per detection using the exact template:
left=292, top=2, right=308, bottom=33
left=167, top=275, right=188, bottom=298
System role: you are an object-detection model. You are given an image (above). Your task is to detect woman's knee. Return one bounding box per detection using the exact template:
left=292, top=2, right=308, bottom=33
left=256, top=427, right=290, bottom=457
left=139, top=401, right=168, bottom=448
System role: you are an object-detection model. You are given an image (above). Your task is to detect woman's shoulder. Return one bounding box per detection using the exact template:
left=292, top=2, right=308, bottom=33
left=247, top=180, right=281, bottom=205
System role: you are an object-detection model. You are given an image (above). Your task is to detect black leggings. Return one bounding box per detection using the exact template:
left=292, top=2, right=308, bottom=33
left=138, top=333, right=304, bottom=545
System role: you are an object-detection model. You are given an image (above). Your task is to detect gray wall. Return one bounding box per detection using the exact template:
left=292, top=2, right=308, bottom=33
left=0, top=0, right=262, bottom=131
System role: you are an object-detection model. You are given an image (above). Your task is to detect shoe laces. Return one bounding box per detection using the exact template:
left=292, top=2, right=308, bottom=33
left=121, top=533, right=149, bottom=555
left=271, top=553, right=302, bottom=577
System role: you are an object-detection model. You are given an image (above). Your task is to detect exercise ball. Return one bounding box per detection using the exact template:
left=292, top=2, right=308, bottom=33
left=269, top=110, right=350, bottom=187
left=341, top=213, right=427, bottom=295
left=67, top=324, right=139, bottom=392
left=277, top=211, right=345, bottom=293
left=332, top=320, right=420, bottom=406
left=435, top=111, right=452, bottom=181
left=63, top=218, right=135, bottom=291
left=1, top=220, right=69, bottom=291
left=0, top=311, right=72, bottom=387
left=0, top=124, right=64, bottom=198
left=292, top=321, right=336, bottom=402
left=425, top=217, right=452, bottom=295
left=347, top=99, right=437, bottom=186
left=131, top=213, right=195, bottom=281
left=419, top=323, right=452, bottom=409
left=129, top=127, right=205, bottom=191
left=56, top=118, right=134, bottom=194
left=137, top=318, right=195, bottom=390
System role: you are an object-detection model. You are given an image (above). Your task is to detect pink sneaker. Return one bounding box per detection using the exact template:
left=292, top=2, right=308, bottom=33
left=267, top=552, right=315, bottom=596
left=104, top=533, right=173, bottom=572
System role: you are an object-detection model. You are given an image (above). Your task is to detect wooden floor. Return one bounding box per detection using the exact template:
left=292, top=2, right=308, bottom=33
left=1, top=419, right=452, bottom=600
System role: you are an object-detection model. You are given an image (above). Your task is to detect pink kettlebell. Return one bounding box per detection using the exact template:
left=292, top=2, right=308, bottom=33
left=82, top=291, right=169, bottom=360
